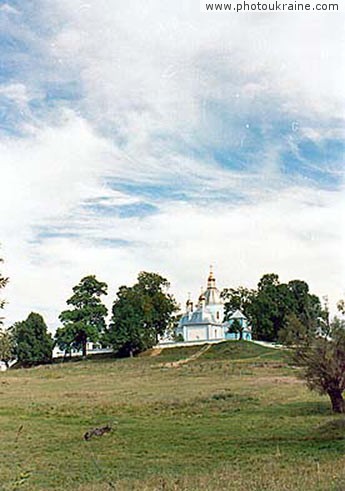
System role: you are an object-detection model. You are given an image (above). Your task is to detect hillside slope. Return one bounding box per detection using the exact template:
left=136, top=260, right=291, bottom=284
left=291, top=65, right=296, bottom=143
left=0, top=341, right=344, bottom=491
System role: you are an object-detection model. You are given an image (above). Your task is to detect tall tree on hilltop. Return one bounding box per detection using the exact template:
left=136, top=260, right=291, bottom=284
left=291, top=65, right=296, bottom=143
left=0, top=254, right=9, bottom=326
left=221, top=286, right=255, bottom=320
left=287, top=280, right=322, bottom=333
left=223, top=274, right=323, bottom=342
left=244, top=274, right=290, bottom=341
left=11, top=312, right=53, bottom=367
left=135, top=272, right=179, bottom=342
left=57, top=275, right=108, bottom=358
left=227, top=318, right=244, bottom=340
left=108, top=272, right=178, bottom=357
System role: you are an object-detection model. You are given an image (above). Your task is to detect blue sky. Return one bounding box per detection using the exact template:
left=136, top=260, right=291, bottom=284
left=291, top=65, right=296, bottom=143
left=0, top=0, right=344, bottom=327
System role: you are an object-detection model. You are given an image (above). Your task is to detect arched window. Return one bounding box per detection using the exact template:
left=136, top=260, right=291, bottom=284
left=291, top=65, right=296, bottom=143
left=216, top=311, right=219, bottom=320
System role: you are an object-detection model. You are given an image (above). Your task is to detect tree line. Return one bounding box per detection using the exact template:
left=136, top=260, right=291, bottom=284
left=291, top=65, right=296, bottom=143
left=0, top=255, right=345, bottom=413
left=222, top=273, right=325, bottom=342
left=0, top=271, right=178, bottom=366
left=2, top=269, right=330, bottom=363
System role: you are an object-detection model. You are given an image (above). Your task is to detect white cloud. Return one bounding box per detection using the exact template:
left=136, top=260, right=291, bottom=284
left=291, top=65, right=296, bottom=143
left=0, top=0, right=344, bottom=330
left=0, top=113, right=109, bottom=232
left=45, top=0, right=345, bottom=122
left=0, top=83, right=30, bottom=106
left=2, top=133, right=344, bottom=328
left=0, top=3, right=19, bottom=15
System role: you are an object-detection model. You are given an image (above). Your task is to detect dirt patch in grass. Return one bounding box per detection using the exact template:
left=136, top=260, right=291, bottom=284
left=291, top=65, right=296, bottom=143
left=156, top=345, right=211, bottom=368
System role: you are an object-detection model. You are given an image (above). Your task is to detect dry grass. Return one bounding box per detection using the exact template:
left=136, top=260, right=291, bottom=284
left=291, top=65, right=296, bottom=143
left=0, top=341, right=344, bottom=491
left=76, top=459, right=345, bottom=491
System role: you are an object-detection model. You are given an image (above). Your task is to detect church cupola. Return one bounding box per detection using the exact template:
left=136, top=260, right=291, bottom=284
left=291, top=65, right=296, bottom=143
left=176, top=267, right=252, bottom=344
left=198, top=288, right=206, bottom=308
left=186, top=293, right=193, bottom=313
left=205, top=266, right=222, bottom=306
left=207, top=266, right=216, bottom=289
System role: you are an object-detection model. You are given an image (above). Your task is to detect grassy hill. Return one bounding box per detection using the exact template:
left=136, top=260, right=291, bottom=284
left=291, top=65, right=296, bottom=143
left=144, top=340, right=285, bottom=362
left=0, top=341, right=344, bottom=490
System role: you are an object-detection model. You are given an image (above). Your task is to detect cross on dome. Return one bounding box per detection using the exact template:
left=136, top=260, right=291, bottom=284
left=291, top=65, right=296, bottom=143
left=207, top=264, right=216, bottom=288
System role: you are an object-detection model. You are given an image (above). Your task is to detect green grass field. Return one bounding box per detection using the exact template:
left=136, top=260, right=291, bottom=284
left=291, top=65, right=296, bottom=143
left=1, top=341, right=344, bottom=491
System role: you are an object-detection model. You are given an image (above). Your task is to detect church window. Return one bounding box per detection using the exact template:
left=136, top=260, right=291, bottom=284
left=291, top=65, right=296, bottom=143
left=216, top=311, right=219, bottom=320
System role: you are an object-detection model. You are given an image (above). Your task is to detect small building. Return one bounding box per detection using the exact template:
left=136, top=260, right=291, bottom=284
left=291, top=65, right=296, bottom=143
left=175, top=269, right=252, bottom=343
left=225, top=309, right=252, bottom=341
left=53, top=342, right=112, bottom=359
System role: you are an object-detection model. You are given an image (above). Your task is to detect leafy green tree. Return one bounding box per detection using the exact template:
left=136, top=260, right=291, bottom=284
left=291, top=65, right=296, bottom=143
left=285, top=317, right=345, bottom=413
left=337, top=299, right=345, bottom=316
left=257, top=273, right=280, bottom=290
left=245, top=275, right=287, bottom=341
left=227, top=318, right=243, bottom=340
left=12, top=313, right=53, bottom=367
left=0, top=255, right=9, bottom=325
left=57, top=275, right=108, bottom=358
left=223, top=277, right=323, bottom=343
left=0, top=328, right=15, bottom=367
left=174, top=333, right=184, bottom=343
left=287, top=280, right=322, bottom=333
left=135, top=272, right=179, bottom=342
left=54, top=324, right=76, bottom=359
left=108, top=272, right=178, bottom=357
left=228, top=274, right=324, bottom=342
left=221, top=286, right=255, bottom=320
left=108, top=285, right=152, bottom=357
left=278, top=313, right=312, bottom=346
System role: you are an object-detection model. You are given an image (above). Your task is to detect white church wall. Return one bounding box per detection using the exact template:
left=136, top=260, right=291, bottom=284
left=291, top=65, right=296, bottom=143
left=206, top=303, right=225, bottom=322
left=186, top=326, right=208, bottom=342
left=208, top=325, right=224, bottom=340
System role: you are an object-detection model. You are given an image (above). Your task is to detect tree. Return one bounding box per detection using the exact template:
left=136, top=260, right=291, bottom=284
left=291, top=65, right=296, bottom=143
left=0, top=255, right=13, bottom=366
left=337, top=299, right=345, bottom=316
left=108, top=285, right=151, bottom=357
left=12, top=313, right=53, bottom=367
left=108, top=272, right=178, bottom=357
left=0, top=255, right=9, bottom=325
left=288, top=317, right=345, bottom=413
left=221, top=286, right=255, bottom=320
left=244, top=275, right=289, bottom=341
left=57, top=275, right=108, bottom=358
left=227, top=318, right=244, bottom=340
left=225, top=274, right=324, bottom=342
left=278, top=313, right=311, bottom=346
left=0, top=328, right=14, bottom=367
left=54, top=324, right=76, bottom=359
left=287, top=280, right=322, bottom=334
left=135, top=272, right=179, bottom=342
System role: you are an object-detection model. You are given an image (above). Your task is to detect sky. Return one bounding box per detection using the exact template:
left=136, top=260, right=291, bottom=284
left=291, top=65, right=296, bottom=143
left=0, top=0, right=344, bottom=330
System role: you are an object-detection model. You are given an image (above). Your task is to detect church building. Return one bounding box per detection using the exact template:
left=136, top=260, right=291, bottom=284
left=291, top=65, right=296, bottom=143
left=176, top=269, right=252, bottom=343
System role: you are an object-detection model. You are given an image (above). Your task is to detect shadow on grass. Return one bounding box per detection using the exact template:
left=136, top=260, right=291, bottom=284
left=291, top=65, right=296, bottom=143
left=53, top=352, right=117, bottom=365
left=270, top=401, right=332, bottom=417
left=314, top=418, right=345, bottom=440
